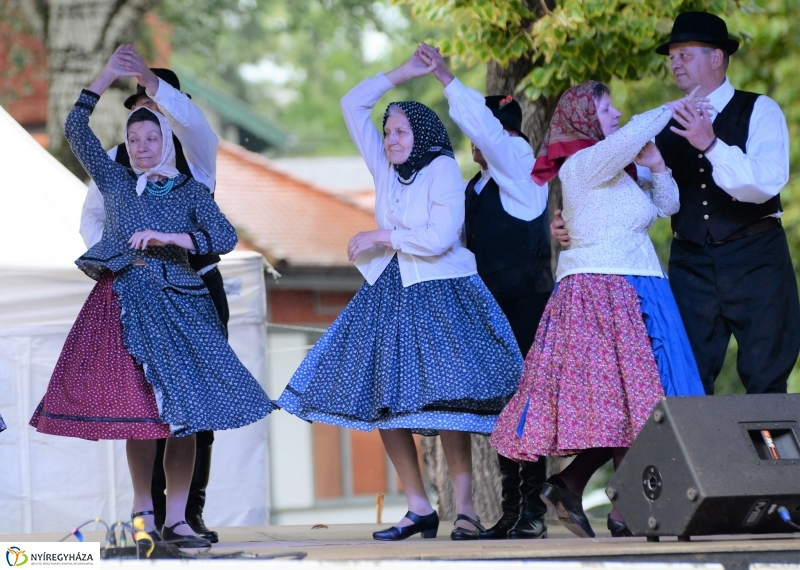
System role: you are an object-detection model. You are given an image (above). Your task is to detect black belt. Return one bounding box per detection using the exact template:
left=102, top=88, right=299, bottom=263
left=674, top=216, right=781, bottom=244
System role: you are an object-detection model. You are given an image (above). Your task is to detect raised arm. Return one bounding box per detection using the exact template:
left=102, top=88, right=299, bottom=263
left=341, top=53, right=435, bottom=178
left=568, top=105, right=674, bottom=187
left=117, top=46, right=219, bottom=191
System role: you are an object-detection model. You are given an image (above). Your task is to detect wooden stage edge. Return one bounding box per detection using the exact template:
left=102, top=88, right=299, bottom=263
left=3, top=521, right=800, bottom=569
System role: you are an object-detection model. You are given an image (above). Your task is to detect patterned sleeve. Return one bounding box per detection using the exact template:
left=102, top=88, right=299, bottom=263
left=64, top=90, right=127, bottom=194
left=189, top=185, right=238, bottom=255
left=569, top=106, right=673, bottom=187
left=647, top=170, right=680, bottom=217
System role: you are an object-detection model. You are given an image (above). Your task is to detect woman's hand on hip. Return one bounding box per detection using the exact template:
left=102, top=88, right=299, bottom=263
left=348, top=229, right=392, bottom=262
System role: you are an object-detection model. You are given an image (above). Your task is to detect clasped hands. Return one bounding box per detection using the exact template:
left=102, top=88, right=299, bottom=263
left=102, top=45, right=159, bottom=92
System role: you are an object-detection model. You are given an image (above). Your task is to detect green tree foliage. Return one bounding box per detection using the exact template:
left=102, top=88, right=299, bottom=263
left=404, top=0, right=757, bottom=99
left=155, top=0, right=484, bottom=156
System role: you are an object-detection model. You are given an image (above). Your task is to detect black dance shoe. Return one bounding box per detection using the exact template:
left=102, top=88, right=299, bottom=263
left=540, top=475, right=595, bottom=538
left=607, top=514, right=634, bottom=537
left=131, top=510, right=163, bottom=546
left=450, top=514, right=485, bottom=540
left=161, top=520, right=212, bottom=548
left=373, top=511, right=439, bottom=541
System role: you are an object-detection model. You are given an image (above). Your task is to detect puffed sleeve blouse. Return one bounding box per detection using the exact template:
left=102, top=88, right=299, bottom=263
left=340, top=73, right=478, bottom=286
left=556, top=105, right=679, bottom=282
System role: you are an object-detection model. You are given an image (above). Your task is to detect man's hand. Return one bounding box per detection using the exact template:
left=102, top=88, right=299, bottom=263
left=550, top=209, right=571, bottom=248
left=668, top=86, right=716, bottom=152
left=116, top=45, right=160, bottom=95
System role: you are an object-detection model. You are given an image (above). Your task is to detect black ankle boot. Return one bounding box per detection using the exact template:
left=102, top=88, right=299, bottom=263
left=507, top=459, right=547, bottom=539
left=185, top=440, right=218, bottom=543
left=151, top=439, right=167, bottom=530
left=479, top=454, right=521, bottom=539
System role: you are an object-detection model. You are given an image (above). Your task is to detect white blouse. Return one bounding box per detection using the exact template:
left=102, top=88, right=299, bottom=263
left=341, top=73, right=478, bottom=287
left=557, top=105, right=679, bottom=282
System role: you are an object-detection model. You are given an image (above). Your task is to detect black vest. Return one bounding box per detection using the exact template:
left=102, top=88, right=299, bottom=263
left=464, top=173, right=553, bottom=303
left=656, top=90, right=782, bottom=244
left=114, top=138, right=221, bottom=271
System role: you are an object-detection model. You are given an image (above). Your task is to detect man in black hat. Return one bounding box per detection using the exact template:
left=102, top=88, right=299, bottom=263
left=654, top=11, right=800, bottom=396
left=553, top=11, right=799, bottom=396
left=79, top=45, right=224, bottom=543
left=419, top=42, right=553, bottom=540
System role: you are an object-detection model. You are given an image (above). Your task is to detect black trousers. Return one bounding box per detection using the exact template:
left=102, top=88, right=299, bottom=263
left=497, top=291, right=552, bottom=358
left=669, top=227, right=800, bottom=395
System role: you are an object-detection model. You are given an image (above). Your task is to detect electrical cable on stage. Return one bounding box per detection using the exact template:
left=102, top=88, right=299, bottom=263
left=778, top=507, right=800, bottom=531
left=57, top=516, right=307, bottom=560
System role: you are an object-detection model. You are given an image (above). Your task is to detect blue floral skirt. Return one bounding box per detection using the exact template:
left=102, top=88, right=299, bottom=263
left=277, top=257, right=523, bottom=435
left=115, top=266, right=276, bottom=436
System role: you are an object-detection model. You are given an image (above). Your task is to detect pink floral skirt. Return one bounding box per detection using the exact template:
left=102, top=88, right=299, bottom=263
left=490, top=273, right=664, bottom=461
left=30, top=273, right=171, bottom=440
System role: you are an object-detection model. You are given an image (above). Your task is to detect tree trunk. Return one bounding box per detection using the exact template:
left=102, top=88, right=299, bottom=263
left=424, top=0, right=564, bottom=522
left=16, top=0, right=160, bottom=176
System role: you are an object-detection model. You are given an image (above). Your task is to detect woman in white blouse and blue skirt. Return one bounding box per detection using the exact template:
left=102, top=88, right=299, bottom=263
left=490, top=82, right=705, bottom=538
left=277, top=54, right=523, bottom=541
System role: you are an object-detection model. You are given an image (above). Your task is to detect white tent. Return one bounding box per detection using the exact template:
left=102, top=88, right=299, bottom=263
left=0, top=104, right=271, bottom=534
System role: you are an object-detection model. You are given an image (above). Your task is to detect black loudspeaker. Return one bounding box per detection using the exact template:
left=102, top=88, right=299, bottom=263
left=607, top=394, right=800, bottom=540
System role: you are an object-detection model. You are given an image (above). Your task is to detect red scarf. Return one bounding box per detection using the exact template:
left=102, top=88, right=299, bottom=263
left=532, top=81, right=637, bottom=185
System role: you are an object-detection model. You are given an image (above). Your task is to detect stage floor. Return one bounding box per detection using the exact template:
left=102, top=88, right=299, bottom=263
left=3, top=521, right=800, bottom=569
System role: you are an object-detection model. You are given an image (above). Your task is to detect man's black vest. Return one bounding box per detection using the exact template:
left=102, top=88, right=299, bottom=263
left=464, top=173, right=553, bottom=304
left=655, top=90, right=782, bottom=244
left=114, top=137, right=221, bottom=271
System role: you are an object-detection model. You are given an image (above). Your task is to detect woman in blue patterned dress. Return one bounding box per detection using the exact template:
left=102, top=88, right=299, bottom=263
left=278, top=53, right=523, bottom=541
left=30, top=51, right=275, bottom=547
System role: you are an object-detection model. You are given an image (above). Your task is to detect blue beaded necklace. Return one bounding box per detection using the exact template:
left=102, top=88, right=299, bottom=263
left=145, top=177, right=175, bottom=197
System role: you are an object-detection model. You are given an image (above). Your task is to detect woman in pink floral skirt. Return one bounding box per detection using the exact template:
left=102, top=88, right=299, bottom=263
left=490, top=82, right=704, bottom=538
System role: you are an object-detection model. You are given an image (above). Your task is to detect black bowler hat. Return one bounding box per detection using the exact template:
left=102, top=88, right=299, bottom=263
left=123, top=68, right=190, bottom=109
left=656, top=11, right=739, bottom=56
left=485, top=95, right=529, bottom=142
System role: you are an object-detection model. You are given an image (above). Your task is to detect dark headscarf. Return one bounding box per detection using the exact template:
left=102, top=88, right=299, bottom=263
left=382, top=101, right=454, bottom=185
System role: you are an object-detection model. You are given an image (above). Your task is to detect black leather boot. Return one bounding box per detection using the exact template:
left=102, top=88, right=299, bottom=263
left=479, top=454, right=521, bottom=539
left=151, top=439, right=168, bottom=530
left=185, top=439, right=218, bottom=543
left=507, top=459, right=547, bottom=539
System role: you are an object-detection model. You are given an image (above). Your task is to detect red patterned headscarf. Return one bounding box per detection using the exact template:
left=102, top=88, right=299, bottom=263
left=532, top=81, right=636, bottom=185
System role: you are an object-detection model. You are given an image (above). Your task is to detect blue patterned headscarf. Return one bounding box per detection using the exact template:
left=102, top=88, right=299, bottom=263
left=382, top=101, right=454, bottom=185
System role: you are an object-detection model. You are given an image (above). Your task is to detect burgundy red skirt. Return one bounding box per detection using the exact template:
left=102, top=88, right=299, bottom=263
left=30, top=273, right=171, bottom=440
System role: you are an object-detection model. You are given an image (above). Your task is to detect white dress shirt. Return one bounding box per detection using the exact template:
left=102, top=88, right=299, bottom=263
left=79, top=77, right=220, bottom=248
left=341, top=73, right=478, bottom=287
left=442, top=78, right=548, bottom=221
left=703, top=77, right=789, bottom=205
left=557, top=106, right=679, bottom=282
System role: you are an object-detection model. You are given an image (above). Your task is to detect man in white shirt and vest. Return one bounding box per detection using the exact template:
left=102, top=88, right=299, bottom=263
left=418, top=43, right=554, bottom=540
left=80, top=45, right=223, bottom=543
left=654, top=11, right=800, bottom=396
left=553, top=11, right=799, bottom=395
